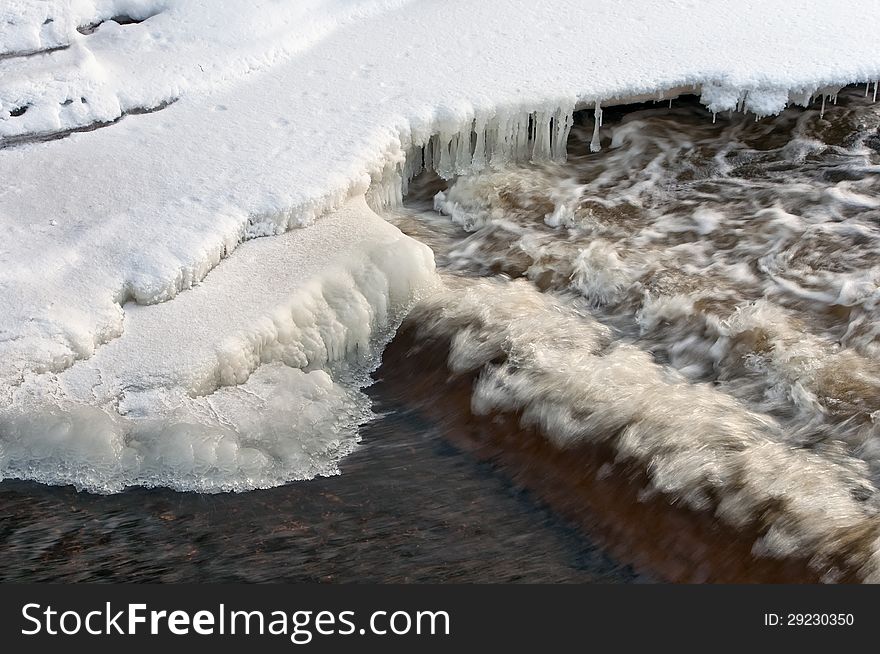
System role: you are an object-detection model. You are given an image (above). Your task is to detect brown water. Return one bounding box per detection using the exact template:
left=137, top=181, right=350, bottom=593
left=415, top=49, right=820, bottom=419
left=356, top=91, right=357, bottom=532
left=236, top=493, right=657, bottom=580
left=387, top=87, right=880, bottom=582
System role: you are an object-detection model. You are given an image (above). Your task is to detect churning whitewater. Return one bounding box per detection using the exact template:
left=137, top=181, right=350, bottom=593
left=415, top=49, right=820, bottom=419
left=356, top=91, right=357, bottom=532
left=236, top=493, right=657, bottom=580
left=388, top=87, right=880, bottom=580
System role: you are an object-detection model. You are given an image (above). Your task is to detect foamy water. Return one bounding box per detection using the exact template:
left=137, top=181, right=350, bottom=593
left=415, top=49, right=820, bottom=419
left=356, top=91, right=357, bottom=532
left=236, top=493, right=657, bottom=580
left=387, top=87, right=880, bottom=580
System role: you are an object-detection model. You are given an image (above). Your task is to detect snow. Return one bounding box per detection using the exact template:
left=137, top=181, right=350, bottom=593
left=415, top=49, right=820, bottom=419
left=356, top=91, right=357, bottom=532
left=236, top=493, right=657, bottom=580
left=1, top=1, right=412, bottom=139
left=2, top=0, right=880, bottom=491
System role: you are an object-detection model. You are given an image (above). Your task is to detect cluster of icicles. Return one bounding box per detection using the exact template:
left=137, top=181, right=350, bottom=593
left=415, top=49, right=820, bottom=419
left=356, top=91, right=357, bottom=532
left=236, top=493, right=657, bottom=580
left=366, top=81, right=880, bottom=212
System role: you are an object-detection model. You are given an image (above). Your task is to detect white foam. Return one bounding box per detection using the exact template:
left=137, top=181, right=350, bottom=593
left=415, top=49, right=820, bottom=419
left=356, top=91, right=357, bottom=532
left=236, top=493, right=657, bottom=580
left=412, top=279, right=880, bottom=580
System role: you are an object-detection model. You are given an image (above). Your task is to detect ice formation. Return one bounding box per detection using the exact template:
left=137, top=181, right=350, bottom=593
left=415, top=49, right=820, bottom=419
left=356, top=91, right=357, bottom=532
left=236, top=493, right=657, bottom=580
left=2, top=0, right=880, bottom=492
left=1, top=198, right=436, bottom=491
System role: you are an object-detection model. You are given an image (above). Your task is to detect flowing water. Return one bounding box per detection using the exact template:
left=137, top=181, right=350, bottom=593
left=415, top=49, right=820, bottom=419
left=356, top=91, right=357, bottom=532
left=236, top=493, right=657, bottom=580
left=386, top=86, right=880, bottom=581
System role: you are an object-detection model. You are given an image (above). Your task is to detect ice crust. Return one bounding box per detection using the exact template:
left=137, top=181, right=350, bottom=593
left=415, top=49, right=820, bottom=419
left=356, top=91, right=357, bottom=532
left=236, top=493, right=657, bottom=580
left=2, top=0, right=880, bottom=491
left=1, top=198, right=436, bottom=491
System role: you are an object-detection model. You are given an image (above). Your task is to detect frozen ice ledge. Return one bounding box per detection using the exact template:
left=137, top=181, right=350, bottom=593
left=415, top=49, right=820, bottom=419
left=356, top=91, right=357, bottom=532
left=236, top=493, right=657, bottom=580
left=0, top=198, right=436, bottom=492
left=2, top=0, right=880, bottom=492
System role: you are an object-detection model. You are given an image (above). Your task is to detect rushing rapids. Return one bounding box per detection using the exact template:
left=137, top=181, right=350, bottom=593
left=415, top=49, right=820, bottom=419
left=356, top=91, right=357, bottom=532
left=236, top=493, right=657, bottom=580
left=386, top=86, right=880, bottom=580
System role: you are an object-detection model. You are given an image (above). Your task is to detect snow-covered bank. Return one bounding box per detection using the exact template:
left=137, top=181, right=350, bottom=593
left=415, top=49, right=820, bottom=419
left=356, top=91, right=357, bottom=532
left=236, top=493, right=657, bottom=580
left=1, top=0, right=414, bottom=139
left=2, top=0, right=880, bottom=491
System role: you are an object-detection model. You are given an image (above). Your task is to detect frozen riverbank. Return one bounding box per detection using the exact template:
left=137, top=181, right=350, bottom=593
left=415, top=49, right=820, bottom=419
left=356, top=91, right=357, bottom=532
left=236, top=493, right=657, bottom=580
left=2, top=0, right=880, bottom=493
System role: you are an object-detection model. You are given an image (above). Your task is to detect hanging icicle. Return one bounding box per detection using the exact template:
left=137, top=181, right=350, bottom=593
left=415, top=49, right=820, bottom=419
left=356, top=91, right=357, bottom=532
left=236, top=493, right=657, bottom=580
left=590, top=101, right=602, bottom=153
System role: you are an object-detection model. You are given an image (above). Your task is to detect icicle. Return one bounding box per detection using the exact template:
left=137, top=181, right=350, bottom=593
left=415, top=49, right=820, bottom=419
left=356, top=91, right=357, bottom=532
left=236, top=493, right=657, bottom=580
left=874, top=81, right=878, bottom=103
left=550, top=106, right=573, bottom=162
left=668, top=99, right=672, bottom=109
left=513, top=112, right=525, bottom=161
left=490, top=110, right=511, bottom=166
left=423, top=136, right=433, bottom=173
left=487, top=112, right=503, bottom=165
left=435, top=135, right=450, bottom=178
left=532, top=110, right=552, bottom=161
left=391, top=163, right=404, bottom=206
left=471, top=116, right=487, bottom=171
left=549, top=109, right=561, bottom=160
left=432, top=135, right=441, bottom=174
left=820, top=95, right=826, bottom=119
left=590, top=101, right=602, bottom=153
left=514, top=112, right=524, bottom=160
left=488, top=113, right=503, bottom=166
left=505, top=112, right=517, bottom=163
left=454, top=127, right=471, bottom=175
left=438, top=135, right=457, bottom=178
left=509, top=113, right=519, bottom=161
left=502, top=111, right=515, bottom=164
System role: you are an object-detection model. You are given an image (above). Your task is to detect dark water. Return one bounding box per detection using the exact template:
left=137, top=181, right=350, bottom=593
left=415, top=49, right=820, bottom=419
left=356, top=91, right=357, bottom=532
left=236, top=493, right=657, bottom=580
left=0, top=372, right=640, bottom=582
